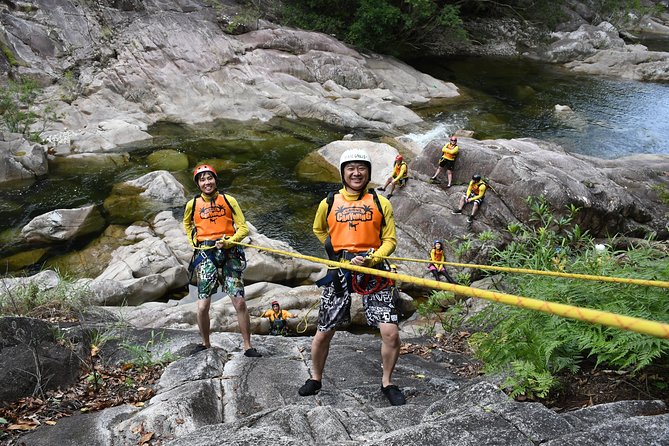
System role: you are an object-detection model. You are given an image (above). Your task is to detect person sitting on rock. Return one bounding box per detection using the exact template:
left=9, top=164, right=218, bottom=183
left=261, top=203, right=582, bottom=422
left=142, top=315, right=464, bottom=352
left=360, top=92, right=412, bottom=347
left=261, top=300, right=298, bottom=336
left=428, top=240, right=455, bottom=283
left=430, top=136, right=459, bottom=187
left=452, top=174, right=487, bottom=223
left=377, top=154, right=408, bottom=198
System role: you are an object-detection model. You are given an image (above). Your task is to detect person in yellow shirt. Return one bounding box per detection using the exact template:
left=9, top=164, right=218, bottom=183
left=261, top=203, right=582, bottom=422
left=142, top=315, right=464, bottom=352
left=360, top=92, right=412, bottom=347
left=430, top=136, right=459, bottom=188
left=428, top=240, right=455, bottom=283
left=377, top=154, right=408, bottom=198
left=452, top=174, right=487, bottom=223
left=299, top=149, right=406, bottom=406
left=183, top=164, right=260, bottom=357
left=261, top=301, right=298, bottom=336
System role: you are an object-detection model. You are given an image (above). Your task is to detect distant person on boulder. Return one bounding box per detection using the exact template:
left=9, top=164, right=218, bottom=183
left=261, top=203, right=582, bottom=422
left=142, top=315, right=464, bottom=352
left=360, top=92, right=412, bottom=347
left=299, top=149, right=406, bottom=406
left=183, top=164, right=261, bottom=357
left=377, top=154, right=408, bottom=198
left=430, top=135, right=459, bottom=187
left=428, top=240, right=455, bottom=283
left=452, top=174, right=487, bottom=223
left=261, top=300, right=298, bottom=336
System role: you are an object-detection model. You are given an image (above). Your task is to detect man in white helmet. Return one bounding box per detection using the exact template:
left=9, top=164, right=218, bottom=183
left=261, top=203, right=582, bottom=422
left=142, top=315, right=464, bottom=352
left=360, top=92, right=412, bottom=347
left=299, top=149, right=406, bottom=406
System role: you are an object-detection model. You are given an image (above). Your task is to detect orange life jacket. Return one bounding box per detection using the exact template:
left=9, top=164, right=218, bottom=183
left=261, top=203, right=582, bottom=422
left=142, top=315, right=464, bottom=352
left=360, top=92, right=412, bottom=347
left=431, top=248, right=444, bottom=262
left=327, top=191, right=383, bottom=254
left=192, top=194, right=236, bottom=242
left=393, top=161, right=408, bottom=179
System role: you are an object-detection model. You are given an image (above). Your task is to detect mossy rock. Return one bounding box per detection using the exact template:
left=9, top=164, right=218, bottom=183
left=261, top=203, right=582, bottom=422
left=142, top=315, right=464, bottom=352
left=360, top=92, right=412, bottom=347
left=0, top=248, right=48, bottom=272
left=46, top=225, right=130, bottom=278
left=103, top=184, right=165, bottom=225
left=147, top=149, right=189, bottom=171
left=48, top=153, right=130, bottom=175
left=295, top=151, right=339, bottom=183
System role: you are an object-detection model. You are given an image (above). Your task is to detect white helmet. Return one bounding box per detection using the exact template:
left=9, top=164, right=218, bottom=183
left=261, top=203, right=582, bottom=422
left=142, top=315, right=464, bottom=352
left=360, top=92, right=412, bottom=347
left=339, top=149, right=372, bottom=179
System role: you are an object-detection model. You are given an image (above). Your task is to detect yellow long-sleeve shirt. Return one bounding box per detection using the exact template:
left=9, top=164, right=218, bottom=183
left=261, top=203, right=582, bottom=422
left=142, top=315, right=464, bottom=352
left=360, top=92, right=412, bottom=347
left=313, top=187, right=396, bottom=267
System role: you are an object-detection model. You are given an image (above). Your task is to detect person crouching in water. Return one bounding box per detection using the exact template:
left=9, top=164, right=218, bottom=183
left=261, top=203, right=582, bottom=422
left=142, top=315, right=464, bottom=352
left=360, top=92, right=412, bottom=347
left=183, top=164, right=261, bottom=357
left=261, top=300, right=298, bottom=336
left=298, top=149, right=406, bottom=406
left=428, top=240, right=455, bottom=283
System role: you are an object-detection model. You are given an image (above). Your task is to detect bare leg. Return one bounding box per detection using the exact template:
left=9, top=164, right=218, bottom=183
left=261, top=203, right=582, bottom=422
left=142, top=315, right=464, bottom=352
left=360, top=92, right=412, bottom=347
left=471, top=202, right=480, bottom=218
left=387, top=181, right=396, bottom=196
left=458, top=195, right=466, bottom=211
left=197, top=298, right=212, bottom=348
left=431, top=166, right=443, bottom=180
left=446, top=169, right=453, bottom=187
left=310, top=330, right=336, bottom=381
left=379, top=323, right=400, bottom=387
left=231, top=296, right=253, bottom=350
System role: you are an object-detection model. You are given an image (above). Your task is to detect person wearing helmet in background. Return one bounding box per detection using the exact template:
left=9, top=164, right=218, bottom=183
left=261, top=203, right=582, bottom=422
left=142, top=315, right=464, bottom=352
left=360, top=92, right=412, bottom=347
left=430, top=135, right=459, bottom=188
left=452, top=174, right=487, bottom=223
left=261, top=300, right=298, bottom=336
left=428, top=240, right=455, bottom=283
left=300, top=149, right=406, bottom=406
left=377, top=154, right=408, bottom=199
left=183, top=164, right=261, bottom=357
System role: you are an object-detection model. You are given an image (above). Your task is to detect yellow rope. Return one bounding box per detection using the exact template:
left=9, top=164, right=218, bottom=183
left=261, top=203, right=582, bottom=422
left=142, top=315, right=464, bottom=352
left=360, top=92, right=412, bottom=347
left=226, top=240, right=669, bottom=340
left=380, top=255, right=669, bottom=289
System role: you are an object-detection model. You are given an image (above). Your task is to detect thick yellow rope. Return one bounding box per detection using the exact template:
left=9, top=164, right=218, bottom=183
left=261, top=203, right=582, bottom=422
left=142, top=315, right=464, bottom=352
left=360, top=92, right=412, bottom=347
left=380, top=255, right=669, bottom=289
left=227, top=240, right=669, bottom=339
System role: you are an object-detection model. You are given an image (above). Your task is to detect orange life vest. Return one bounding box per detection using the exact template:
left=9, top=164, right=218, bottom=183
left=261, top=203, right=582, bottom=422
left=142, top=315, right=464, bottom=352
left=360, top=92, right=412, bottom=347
left=327, top=192, right=383, bottom=254
left=431, top=248, right=444, bottom=262
left=393, top=161, right=408, bottom=179
left=193, top=194, right=236, bottom=242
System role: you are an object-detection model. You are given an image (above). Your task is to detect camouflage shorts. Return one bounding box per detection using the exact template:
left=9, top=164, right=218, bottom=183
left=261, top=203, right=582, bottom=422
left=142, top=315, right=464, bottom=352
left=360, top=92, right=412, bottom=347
left=195, top=247, right=246, bottom=300
left=317, top=272, right=398, bottom=331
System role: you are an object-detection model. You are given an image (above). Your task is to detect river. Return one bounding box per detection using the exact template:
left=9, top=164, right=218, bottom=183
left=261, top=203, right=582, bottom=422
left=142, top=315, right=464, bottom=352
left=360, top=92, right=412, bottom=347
left=1, top=56, right=669, bottom=269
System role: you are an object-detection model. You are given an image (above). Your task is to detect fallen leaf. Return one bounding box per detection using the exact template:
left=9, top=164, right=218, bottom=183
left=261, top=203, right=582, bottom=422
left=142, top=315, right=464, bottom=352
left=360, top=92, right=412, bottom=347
left=139, top=431, right=154, bottom=444
left=45, top=420, right=57, bottom=426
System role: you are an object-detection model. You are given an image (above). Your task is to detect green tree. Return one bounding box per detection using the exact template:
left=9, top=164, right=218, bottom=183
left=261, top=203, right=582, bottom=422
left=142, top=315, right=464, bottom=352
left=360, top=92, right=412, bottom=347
left=280, top=0, right=466, bottom=55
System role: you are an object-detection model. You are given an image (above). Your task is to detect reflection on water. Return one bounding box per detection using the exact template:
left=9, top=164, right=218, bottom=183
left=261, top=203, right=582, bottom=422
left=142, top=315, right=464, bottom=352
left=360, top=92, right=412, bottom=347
left=407, top=56, right=669, bottom=159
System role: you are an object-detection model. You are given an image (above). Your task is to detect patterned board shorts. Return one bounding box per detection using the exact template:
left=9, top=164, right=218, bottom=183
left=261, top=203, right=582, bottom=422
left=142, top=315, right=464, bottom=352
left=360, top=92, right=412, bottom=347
left=195, top=247, right=246, bottom=300
left=317, top=271, right=399, bottom=332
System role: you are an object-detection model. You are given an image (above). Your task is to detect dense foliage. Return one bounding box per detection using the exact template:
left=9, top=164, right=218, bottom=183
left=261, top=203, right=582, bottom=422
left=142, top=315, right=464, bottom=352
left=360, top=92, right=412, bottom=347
left=409, top=195, right=669, bottom=400
left=276, top=0, right=665, bottom=56
left=279, top=0, right=465, bottom=55
left=465, top=196, right=669, bottom=398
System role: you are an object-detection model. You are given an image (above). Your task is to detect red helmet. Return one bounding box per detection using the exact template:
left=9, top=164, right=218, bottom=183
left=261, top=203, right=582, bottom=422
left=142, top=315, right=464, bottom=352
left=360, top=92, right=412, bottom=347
left=271, top=300, right=279, bottom=307
left=193, top=164, right=217, bottom=182
left=395, top=154, right=404, bottom=162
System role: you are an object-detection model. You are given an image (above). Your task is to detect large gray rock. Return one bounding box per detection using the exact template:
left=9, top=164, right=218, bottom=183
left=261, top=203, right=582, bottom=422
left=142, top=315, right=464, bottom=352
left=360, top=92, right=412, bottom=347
left=0, top=133, right=49, bottom=184
left=0, top=317, right=82, bottom=403
left=17, top=330, right=669, bottom=446
left=0, top=0, right=458, bottom=153
left=20, top=204, right=106, bottom=244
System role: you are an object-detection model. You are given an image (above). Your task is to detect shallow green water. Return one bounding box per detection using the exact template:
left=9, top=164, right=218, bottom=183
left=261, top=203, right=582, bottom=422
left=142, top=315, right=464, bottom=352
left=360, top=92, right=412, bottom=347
left=2, top=54, right=669, bottom=269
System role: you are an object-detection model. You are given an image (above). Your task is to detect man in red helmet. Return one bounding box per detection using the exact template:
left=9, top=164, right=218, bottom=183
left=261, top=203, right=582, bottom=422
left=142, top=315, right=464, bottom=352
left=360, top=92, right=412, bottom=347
left=183, top=164, right=261, bottom=357
left=377, top=154, right=408, bottom=198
